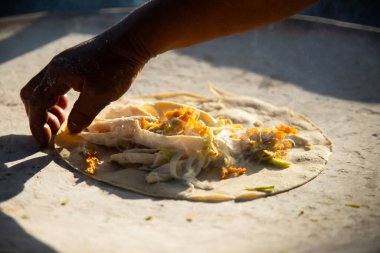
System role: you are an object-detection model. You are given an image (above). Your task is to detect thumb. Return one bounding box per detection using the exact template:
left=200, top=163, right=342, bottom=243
left=67, top=92, right=110, bottom=133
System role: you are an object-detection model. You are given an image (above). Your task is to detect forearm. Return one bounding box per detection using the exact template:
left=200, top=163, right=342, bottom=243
left=104, top=0, right=317, bottom=59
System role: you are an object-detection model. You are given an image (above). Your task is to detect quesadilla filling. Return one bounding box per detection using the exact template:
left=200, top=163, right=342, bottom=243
left=79, top=102, right=306, bottom=190
left=84, top=149, right=101, bottom=175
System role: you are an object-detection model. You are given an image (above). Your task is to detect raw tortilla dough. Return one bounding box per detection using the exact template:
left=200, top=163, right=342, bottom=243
left=55, top=86, right=332, bottom=201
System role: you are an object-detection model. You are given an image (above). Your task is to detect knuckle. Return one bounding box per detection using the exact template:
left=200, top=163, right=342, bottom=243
left=50, top=55, right=65, bottom=67
left=20, top=85, right=34, bottom=104
left=20, top=86, right=28, bottom=101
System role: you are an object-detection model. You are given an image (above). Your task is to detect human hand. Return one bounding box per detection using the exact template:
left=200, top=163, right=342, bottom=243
left=20, top=0, right=317, bottom=148
left=20, top=35, right=148, bottom=147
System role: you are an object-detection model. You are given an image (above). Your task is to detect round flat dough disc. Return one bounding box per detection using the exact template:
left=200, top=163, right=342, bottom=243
left=55, top=87, right=332, bottom=201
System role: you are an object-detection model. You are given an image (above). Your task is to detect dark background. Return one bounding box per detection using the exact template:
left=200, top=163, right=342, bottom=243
left=1, top=0, right=380, bottom=27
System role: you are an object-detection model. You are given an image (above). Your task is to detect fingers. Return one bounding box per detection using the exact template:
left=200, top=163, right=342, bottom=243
left=21, top=60, right=77, bottom=147
left=28, top=101, right=67, bottom=147
left=57, top=94, right=69, bottom=109
left=29, top=106, right=51, bottom=147
left=21, top=69, right=51, bottom=147
left=68, top=92, right=110, bottom=133
left=47, top=112, right=62, bottom=134
left=48, top=104, right=66, bottom=124
left=21, top=67, right=71, bottom=147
